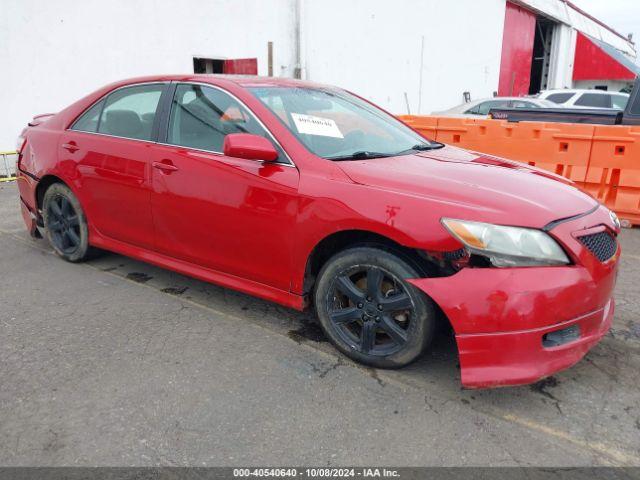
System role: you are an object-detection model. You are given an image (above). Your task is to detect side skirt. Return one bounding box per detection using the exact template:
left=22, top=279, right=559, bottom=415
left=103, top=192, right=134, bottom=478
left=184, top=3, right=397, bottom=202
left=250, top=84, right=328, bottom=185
left=89, top=230, right=305, bottom=311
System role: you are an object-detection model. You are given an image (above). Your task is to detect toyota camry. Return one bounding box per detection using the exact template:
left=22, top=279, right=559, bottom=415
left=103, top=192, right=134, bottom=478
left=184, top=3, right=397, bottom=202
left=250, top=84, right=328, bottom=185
left=15, top=75, right=620, bottom=388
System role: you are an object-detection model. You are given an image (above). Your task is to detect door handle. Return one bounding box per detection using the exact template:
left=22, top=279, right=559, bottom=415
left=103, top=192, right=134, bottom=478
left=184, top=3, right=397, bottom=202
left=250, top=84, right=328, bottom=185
left=62, top=142, right=79, bottom=153
left=152, top=161, right=179, bottom=173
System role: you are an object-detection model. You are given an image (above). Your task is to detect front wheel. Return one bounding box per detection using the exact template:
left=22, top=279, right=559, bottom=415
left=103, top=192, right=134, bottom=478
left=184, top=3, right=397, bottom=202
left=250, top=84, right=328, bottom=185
left=42, top=183, right=94, bottom=262
left=314, top=247, right=436, bottom=369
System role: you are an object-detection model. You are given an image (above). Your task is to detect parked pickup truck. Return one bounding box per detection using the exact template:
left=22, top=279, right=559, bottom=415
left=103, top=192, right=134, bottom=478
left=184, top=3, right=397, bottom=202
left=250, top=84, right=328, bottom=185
left=489, top=78, right=640, bottom=125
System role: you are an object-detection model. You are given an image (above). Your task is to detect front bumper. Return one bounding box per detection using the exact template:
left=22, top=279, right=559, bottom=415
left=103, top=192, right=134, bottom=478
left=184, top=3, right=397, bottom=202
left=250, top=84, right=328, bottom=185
left=410, top=205, right=619, bottom=388
left=454, top=298, right=614, bottom=388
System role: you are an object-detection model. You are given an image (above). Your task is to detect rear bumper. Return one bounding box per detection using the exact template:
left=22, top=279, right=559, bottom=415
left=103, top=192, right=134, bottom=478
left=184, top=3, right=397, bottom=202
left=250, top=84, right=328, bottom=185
left=20, top=196, right=39, bottom=236
left=17, top=170, right=40, bottom=237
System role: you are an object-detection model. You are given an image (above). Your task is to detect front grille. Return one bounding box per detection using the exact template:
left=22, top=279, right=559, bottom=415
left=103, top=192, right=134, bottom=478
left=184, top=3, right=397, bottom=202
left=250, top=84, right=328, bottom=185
left=443, top=248, right=466, bottom=261
left=577, top=231, right=617, bottom=262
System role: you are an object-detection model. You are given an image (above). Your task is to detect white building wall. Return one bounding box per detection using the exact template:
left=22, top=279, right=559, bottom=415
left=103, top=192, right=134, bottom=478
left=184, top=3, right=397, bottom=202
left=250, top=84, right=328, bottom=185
left=1, top=0, right=636, bottom=151
left=0, top=0, right=297, bottom=150
left=301, top=0, right=506, bottom=115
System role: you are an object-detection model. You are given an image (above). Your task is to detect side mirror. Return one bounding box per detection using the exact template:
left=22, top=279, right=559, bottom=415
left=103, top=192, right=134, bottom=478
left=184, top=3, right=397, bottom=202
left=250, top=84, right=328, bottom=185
left=223, top=133, right=278, bottom=162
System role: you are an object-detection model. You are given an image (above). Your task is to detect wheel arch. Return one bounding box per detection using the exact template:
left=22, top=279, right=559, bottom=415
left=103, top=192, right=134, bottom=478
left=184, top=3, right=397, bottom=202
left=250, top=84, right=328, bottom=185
left=302, top=229, right=440, bottom=296
left=35, top=174, right=70, bottom=211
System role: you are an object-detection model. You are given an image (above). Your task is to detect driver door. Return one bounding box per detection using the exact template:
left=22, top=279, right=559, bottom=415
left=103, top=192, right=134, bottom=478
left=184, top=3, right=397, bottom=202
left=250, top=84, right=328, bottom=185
left=149, top=83, right=300, bottom=291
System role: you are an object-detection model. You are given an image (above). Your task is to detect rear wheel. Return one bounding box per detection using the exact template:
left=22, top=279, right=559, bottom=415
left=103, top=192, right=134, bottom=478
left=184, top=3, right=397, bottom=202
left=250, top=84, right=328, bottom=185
left=42, top=183, right=93, bottom=262
left=314, top=247, right=435, bottom=368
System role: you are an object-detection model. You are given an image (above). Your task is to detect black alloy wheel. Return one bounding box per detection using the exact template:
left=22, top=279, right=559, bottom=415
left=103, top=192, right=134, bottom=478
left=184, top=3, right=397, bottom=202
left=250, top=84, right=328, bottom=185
left=46, top=194, right=81, bottom=254
left=314, top=247, right=435, bottom=368
left=42, top=183, right=94, bottom=262
left=327, top=266, right=413, bottom=356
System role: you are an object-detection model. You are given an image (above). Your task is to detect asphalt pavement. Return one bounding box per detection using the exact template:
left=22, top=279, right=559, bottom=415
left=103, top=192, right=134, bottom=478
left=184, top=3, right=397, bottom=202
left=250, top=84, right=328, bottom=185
left=0, top=182, right=639, bottom=467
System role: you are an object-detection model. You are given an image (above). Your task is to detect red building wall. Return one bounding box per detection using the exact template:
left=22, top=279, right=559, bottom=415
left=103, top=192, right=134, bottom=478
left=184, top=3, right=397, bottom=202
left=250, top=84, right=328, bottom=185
left=573, top=32, right=636, bottom=81
left=223, top=58, right=258, bottom=75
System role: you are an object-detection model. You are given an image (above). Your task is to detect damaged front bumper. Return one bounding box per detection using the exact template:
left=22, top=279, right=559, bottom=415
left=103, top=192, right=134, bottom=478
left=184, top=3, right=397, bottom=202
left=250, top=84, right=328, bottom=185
left=409, top=265, right=617, bottom=388
left=409, top=206, right=619, bottom=388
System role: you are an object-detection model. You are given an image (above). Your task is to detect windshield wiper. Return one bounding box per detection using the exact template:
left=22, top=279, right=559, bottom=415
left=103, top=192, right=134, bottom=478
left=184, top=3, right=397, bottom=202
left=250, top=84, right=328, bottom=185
left=327, top=151, right=395, bottom=161
left=410, top=142, right=445, bottom=151
left=390, top=142, right=445, bottom=156
left=327, top=143, right=445, bottom=161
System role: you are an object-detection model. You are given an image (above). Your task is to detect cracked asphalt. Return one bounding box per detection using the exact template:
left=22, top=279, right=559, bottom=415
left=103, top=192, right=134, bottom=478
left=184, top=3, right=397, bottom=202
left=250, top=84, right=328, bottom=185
left=1, top=182, right=639, bottom=466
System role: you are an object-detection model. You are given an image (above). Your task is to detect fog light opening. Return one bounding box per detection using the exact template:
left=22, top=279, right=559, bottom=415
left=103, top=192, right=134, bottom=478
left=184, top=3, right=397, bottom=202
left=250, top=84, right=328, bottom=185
left=542, top=325, right=581, bottom=348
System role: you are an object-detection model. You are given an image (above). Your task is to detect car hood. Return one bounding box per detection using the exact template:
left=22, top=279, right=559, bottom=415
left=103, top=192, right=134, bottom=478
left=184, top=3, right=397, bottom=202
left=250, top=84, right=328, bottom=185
left=336, top=146, right=598, bottom=228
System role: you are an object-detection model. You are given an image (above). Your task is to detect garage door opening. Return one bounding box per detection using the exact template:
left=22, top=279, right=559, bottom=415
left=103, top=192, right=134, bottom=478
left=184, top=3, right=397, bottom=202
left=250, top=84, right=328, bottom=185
left=193, top=57, right=258, bottom=75
left=529, top=17, right=556, bottom=94
left=193, top=57, right=224, bottom=74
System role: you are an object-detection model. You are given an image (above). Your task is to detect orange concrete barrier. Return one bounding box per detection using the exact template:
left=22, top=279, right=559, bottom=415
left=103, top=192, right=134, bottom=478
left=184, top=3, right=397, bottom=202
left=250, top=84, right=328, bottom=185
left=401, top=115, right=439, bottom=140
left=584, top=126, right=640, bottom=226
left=398, top=115, right=640, bottom=226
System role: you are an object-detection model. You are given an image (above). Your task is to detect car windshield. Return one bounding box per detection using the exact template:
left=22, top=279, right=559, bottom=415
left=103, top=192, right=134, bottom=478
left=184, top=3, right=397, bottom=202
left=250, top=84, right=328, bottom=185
left=249, top=86, right=436, bottom=160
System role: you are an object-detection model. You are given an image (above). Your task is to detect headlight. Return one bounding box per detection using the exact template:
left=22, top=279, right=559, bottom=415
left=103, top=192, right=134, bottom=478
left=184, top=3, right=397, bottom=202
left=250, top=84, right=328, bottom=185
left=441, top=218, right=570, bottom=267
left=608, top=210, right=621, bottom=230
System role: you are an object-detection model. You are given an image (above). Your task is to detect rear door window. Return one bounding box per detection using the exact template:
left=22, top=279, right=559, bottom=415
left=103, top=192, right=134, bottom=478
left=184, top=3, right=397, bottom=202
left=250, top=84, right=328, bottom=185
left=545, top=93, right=574, bottom=104
left=97, top=84, right=164, bottom=141
left=574, top=93, right=611, bottom=108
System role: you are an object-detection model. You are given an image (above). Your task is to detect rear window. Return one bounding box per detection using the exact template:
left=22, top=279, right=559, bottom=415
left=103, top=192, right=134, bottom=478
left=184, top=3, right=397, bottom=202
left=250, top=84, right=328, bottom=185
left=574, top=93, right=611, bottom=108
left=545, top=93, right=574, bottom=104
left=611, top=94, right=629, bottom=110
left=465, top=100, right=509, bottom=115
left=70, top=100, right=104, bottom=133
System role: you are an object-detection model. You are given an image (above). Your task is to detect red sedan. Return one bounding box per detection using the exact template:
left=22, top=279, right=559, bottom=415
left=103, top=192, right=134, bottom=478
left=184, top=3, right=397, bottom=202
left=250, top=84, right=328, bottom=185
left=16, top=75, right=620, bottom=388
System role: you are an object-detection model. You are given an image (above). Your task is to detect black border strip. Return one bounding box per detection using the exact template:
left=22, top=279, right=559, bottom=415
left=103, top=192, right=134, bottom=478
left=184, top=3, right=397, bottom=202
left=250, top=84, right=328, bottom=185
left=542, top=204, right=600, bottom=232
left=18, top=167, right=39, bottom=182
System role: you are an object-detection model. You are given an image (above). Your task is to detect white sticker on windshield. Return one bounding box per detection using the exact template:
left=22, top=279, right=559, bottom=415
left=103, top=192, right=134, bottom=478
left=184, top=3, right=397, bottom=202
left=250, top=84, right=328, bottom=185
left=291, top=113, right=344, bottom=138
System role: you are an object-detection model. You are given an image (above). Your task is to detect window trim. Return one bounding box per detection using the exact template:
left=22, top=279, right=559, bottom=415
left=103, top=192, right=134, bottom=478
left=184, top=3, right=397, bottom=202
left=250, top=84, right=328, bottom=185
left=67, top=81, right=169, bottom=143
left=157, top=81, right=295, bottom=167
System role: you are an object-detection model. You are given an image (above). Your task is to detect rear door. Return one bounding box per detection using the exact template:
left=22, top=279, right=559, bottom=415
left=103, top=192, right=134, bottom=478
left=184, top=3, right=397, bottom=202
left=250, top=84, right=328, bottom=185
left=149, top=82, right=299, bottom=290
left=59, top=83, right=166, bottom=248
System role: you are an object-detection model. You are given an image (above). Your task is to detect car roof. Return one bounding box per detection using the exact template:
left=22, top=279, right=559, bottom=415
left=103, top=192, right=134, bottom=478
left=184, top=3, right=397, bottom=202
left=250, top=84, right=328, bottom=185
left=473, top=97, right=545, bottom=102
left=110, top=74, right=333, bottom=90
left=540, top=89, right=629, bottom=96
left=432, top=97, right=551, bottom=115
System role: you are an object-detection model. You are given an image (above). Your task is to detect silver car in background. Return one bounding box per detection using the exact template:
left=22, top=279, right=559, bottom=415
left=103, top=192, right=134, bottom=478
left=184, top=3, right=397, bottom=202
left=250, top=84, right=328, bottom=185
left=433, top=97, right=558, bottom=118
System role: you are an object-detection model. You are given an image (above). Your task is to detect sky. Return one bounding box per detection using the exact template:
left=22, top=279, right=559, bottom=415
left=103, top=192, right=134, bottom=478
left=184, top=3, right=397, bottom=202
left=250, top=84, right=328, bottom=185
left=570, top=0, right=640, bottom=63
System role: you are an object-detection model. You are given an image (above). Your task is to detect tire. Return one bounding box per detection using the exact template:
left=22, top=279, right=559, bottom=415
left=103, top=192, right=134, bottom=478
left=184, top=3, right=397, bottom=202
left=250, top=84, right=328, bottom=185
left=314, top=247, right=436, bottom=369
left=42, top=183, right=94, bottom=262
